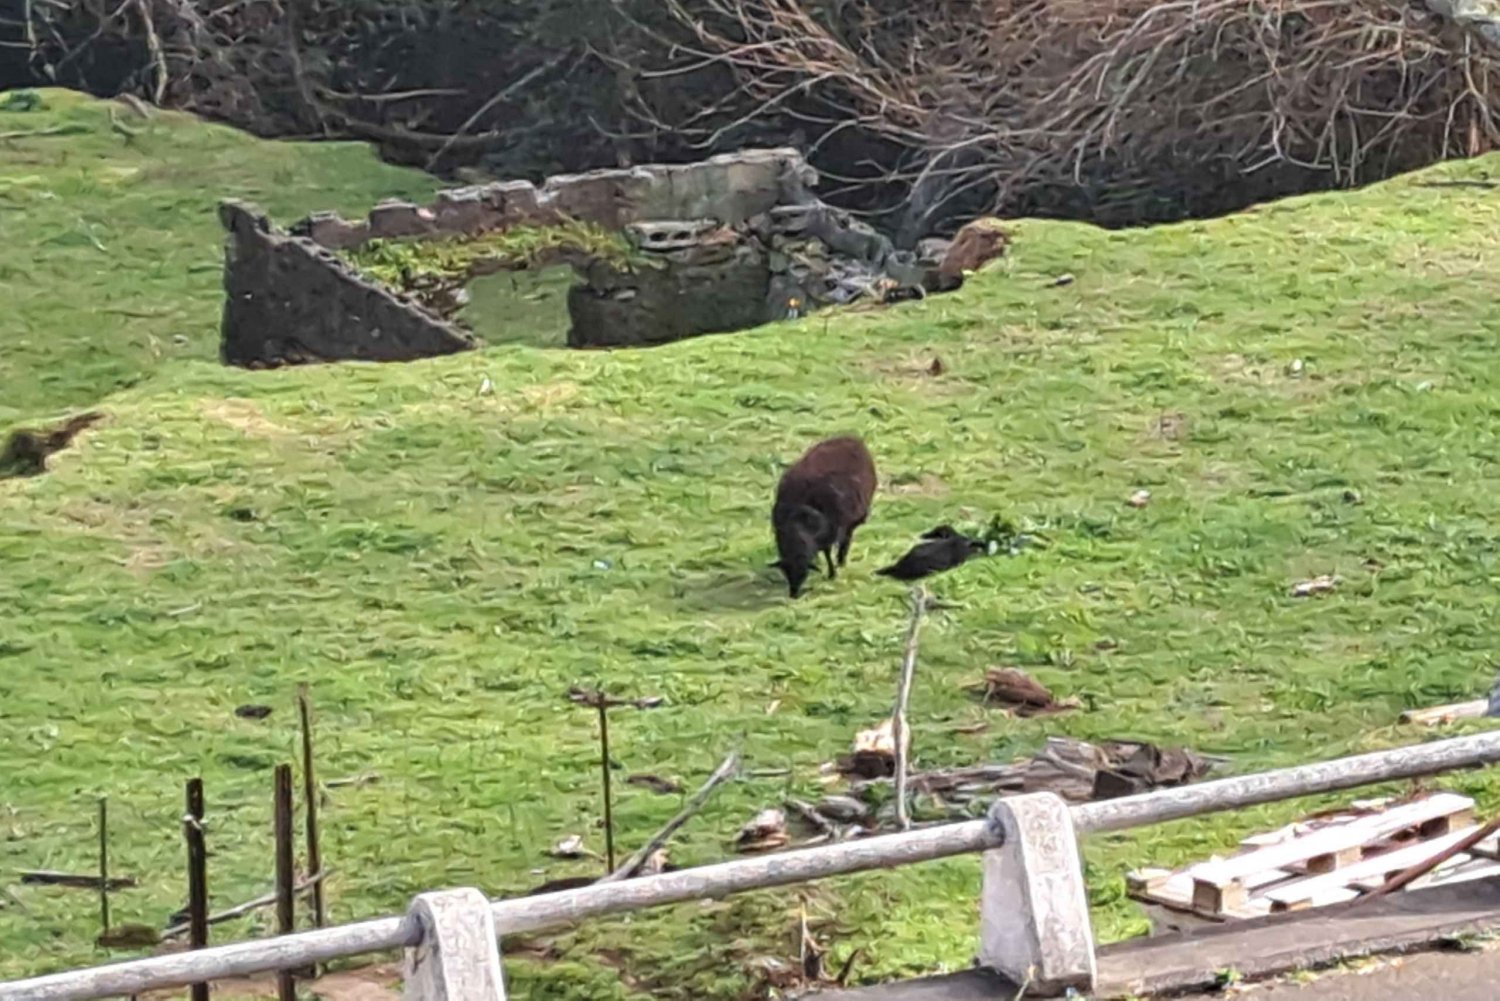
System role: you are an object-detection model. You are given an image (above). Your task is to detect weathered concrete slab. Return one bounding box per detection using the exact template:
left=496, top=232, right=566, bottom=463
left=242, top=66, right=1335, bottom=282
left=816, top=876, right=1500, bottom=1000
left=1173, top=945, right=1500, bottom=1000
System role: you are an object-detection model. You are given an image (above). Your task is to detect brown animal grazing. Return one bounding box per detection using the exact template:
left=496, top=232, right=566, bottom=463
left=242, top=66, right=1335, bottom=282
left=771, top=435, right=877, bottom=598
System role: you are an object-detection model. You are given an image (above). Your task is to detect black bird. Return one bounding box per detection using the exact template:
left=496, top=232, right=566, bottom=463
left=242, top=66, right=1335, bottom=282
left=877, top=532, right=990, bottom=581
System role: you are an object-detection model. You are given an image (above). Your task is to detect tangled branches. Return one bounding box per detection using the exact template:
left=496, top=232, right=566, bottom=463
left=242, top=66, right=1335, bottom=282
left=624, top=0, right=1500, bottom=234
left=14, top=0, right=1500, bottom=232
left=13, top=0, right=614, bottom=172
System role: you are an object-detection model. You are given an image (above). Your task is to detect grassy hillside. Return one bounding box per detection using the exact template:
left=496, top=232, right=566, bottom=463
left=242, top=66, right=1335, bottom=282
left=0, top=89, right=436, bottom=421
left=5, top=89, right=1500, bottom=998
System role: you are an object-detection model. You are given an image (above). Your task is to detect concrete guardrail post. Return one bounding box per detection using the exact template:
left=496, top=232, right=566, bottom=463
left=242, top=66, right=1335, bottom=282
left=404, top=888, right=507, bottom=1001
left=979, top=792, right=1096, bottom=997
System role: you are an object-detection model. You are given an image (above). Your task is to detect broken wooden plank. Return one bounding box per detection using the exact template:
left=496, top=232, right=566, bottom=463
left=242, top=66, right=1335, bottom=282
left=1400, top=699, right=1490, bottom=726
left=1136, top=871, right=1273, bottom=920
left=1415, top=857, right=1500, bottom=891
left=1188, top=793, right=1474, bottom=914
left=18, top=871, right=137, bottom=891
left=1264, top=826, right=1493, bottom=912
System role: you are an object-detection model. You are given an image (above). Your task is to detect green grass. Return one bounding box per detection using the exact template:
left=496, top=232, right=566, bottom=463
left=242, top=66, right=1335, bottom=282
left=0, top=89, right=437, bottom=421
left=6, top=87, right=1500, bottom=998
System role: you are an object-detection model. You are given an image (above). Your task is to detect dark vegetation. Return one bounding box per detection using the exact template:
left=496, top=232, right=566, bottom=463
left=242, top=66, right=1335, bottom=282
left=8, top=1, right=1500, bottom=235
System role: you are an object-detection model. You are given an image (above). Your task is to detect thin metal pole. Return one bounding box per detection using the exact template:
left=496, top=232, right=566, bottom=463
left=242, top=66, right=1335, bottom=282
left=96, top=798, right=109, bottom=937
left=599, top=702, right=615, bottom=873
left=1072, top=729, right=1500, bottom=834
left=185, top=779, right=209, bottom=1001
left=298, top=686, right=326, bottom=932
left=273, top=765, right=296, bottom=1001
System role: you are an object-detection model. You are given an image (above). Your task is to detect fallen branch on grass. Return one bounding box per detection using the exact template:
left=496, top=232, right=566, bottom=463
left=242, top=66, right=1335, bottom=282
left=599, top=750, right=740, bottom=883
left=160, top=870, right=329, bottom=940
left=893, top=587, right=931, bottom=831
left=18, top=870, right=137, bottom=891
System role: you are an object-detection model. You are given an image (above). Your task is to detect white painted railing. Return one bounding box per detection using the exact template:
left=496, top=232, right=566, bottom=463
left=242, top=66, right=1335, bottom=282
left=6, top=730, right=1500, bottom=1001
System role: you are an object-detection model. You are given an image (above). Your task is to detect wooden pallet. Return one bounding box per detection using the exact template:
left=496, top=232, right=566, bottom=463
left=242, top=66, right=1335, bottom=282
left=1127, top=792, right=1500, bottom=921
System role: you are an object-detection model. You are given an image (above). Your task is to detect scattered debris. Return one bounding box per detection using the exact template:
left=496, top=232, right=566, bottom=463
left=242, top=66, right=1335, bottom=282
left=549, top=835, right=594, bottom=860
left=970, top=667, right=1081, bottom=717
left=1, top=411, right=103, bottom=478
left=637, top=849, right=671, bottom=876
left=477, top=376, right=495, bottom=396
left=1342, top=489, right=1364, bottom=505
left=161, top=871, right=328, bottom=939
left=1050, top=273, right=1076, bottom=287
left=1153, top=411, right=1189, bottom=440
left=736, top=808, right=790, bottom=853
left=928, top=356, right=945, bottom=376
left=1401, top=676, right=1500, bottom=725
left=234, top=704, right=273, bottom=720
left=626, top=774, right=684, bottom=795
left=602, top=750, right=740, bottom=882
left=839, top=717, right=905, bottom=778
left=845, top=737, right=1219, bottom=816
left=1129, top=791, right=1499, bottom=921
left=1291, top=574, right=1342, bottom=597
left=18, top=871, right=137, bottom=891
left=1128, top=489, right=1152, bottom=508
left=1401, top=699, right=1492, bottom=726
left=1362, top=815, right=1500, bottom=902
left=96, top=923, right=160, bottom=949
left=785, top=799, right=837, bottom=838
left=978, top=514, right=1049, bottom=555
left=1287, top=358, right=1305, bottom=376
left=814, top=795, right=870, bottom=824
left=325, top=772, right=381, bottom=789
left=1093, top=743, right=1213, bottom=799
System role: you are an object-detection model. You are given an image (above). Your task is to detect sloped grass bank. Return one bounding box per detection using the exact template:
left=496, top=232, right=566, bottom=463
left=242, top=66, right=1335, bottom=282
left=4, top=90, right=1500, bottom=997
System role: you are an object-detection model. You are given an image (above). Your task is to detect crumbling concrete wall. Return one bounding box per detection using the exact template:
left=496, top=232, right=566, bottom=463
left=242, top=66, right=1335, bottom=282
left=289, top=149, right=817, bottom=250
left=222, top=149, right=960, bottom=364
left=220, top=201, right=477, bottom=369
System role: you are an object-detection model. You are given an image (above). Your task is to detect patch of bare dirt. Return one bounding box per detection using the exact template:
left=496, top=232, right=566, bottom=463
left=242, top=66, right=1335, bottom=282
left=197, top=398, right=293, bottom=438
left=139, top=962, right=401, bottom=1001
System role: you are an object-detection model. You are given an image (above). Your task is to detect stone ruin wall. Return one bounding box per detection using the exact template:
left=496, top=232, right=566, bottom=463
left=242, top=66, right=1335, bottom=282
left=220, top=149, right=956, bottom=366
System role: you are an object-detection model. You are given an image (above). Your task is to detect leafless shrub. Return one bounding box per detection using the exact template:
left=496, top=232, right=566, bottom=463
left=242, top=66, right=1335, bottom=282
left=618, top=0, right=1500, bottom=234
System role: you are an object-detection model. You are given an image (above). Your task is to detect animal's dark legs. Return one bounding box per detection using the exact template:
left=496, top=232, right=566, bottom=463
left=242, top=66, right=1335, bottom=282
left=837, top=526, right=856, bottom=567
left=824, top=548, right=838, bottom=578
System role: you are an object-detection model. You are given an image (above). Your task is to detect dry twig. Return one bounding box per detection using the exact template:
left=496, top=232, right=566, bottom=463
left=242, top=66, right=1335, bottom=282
left=600, top=750, right=741, bottom=882
left=893, top=586, right=930, bottom=831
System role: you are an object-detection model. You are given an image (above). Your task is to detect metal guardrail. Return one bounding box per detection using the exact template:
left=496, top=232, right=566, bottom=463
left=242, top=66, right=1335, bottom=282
left=8, top=730, right=1500, bottom=1001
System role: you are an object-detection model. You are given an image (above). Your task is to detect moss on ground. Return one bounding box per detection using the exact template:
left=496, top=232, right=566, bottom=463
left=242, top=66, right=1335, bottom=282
left=5, top=88, right=1500, bottom=998
left=340, top=222, right=635, bottom=323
